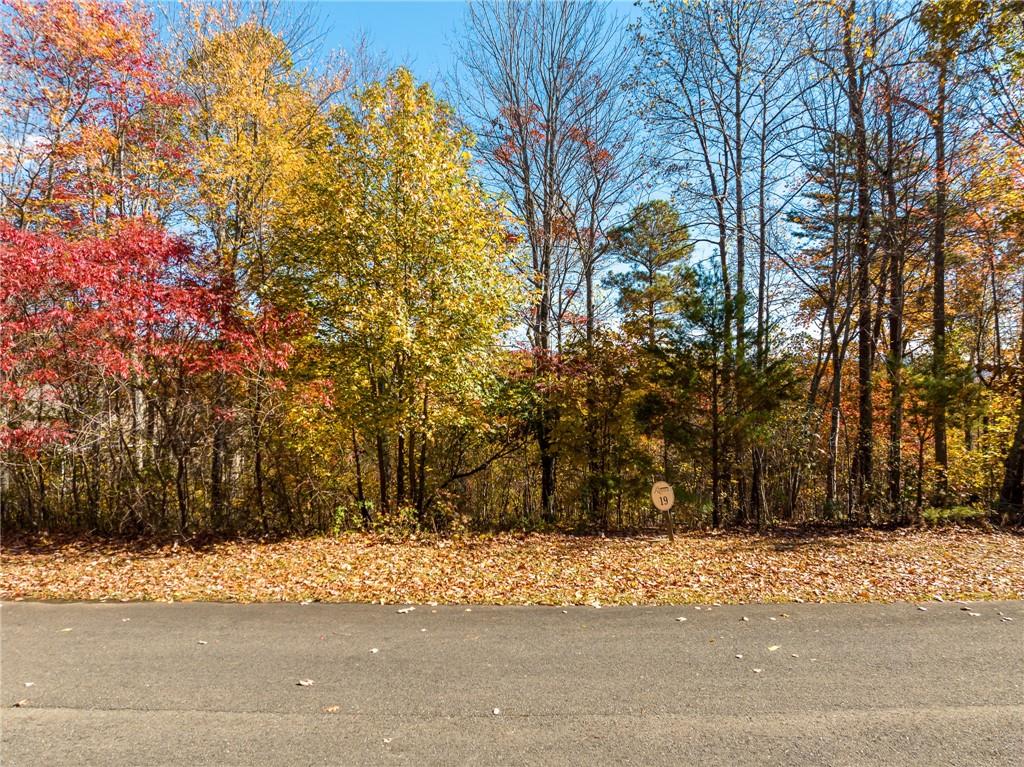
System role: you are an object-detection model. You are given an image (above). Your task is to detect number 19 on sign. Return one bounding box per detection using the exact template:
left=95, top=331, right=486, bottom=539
left=651, top=481, right=675, bottom=540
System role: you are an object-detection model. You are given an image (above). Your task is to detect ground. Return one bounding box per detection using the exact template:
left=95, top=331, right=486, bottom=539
left=2, top=528, right=1021, bottom=605
left=2, top=600, right=1021, bottom=766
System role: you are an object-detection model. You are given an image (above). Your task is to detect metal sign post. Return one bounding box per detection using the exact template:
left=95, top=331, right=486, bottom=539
left=651, top=481, right=675, bottom=541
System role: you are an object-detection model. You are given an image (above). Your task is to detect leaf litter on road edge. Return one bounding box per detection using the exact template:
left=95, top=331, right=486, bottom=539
left=1, top=529, right=1021, bottom=606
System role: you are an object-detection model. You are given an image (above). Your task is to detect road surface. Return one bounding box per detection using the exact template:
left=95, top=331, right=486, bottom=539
left=2, top=600, right=1022, bottom=765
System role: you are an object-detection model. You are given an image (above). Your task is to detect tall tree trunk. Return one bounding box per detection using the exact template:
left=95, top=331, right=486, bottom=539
left=883, top=122, right=905, bottom=521
left=932, top=62, right=949, bottom=505
left=750, top=101, right=769, bottom=526
left=585, top=252, right=599, bottom=523
left=716, top=199, right=735, bottom=521
left=734, top=62, right=746, bottom=363
left=844, top=4, right=874, bottom=517
left=538, top=232, right=556, bottom=524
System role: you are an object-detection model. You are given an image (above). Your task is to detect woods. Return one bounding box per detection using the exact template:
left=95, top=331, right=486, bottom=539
left=1, top=0, right=1022, bottom=536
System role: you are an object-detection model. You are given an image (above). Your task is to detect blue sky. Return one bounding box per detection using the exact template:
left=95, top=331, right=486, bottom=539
left=300, top=1, right=641, bottom=87
left=309, top=1, right=467, bottom=84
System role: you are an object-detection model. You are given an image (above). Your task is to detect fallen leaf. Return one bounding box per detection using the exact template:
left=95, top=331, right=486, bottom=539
left=397, top=606, right=415, bottom=614
left=3, top=531, right=1020, bottom=606
left=768, top=645, right=780, bottom=652
left=323, top=706, right=340, bottom=713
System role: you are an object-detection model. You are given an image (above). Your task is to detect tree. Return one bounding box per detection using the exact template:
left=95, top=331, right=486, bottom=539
left=283, top=68, right=519, bottom=523
left=0, top=0, right=184, bottom=230
left=458, top=0, right=638, bottom=523
left=0, top=220, right=242, bottom=531
left=913, top=0, right=987, bottom=504
left=605, top=201, right=694, bottom=347
left=176, top=4, right=342, bottom=527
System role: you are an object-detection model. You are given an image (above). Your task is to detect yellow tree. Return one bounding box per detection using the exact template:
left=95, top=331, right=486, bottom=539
left=285, top=68, right=519, bottom=522
left=954, top=139, right=1024, bottom=518
left=177, top=6, right=342, bottom=526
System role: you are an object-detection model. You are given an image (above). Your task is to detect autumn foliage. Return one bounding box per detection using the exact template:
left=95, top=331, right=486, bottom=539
left=1, top=0, right=1022, bottom=539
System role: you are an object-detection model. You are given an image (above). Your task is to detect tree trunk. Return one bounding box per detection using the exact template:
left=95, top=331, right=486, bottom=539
left=175, top=453, right=188, bottom=536
left=210, top=420, right=225, bottom=528
left=998, top=389, right=1024, bottom=522
left=998, top=316, right=1024, bottom=522
left=376, top=434, right=390, bottom=516
left=352, top=429, right=369, bottom=529
left=843, top=4, right=874, bottom=516
left=932, top=62, right=949, bottom=505
left=884, top=138, right=905, bottom=521
left=711, top=357, right=722, bottom=528
left=539, top=420, right=556, bottom=524
left=734, top=61, right=746, bottom=363
left=252, top=385, right=267, bottom=534
left=396, top=432, right=406, bottom=508
left=826, top=340, right=842, bottom=514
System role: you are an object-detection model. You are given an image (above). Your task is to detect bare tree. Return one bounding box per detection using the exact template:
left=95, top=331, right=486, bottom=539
left=636, top=0, right=808, bottom=522
left=457, top=0, right=640, bottom=522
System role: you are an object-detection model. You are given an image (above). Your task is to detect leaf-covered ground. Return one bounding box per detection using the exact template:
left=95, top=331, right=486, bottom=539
left=2, top=529, right=1021, bottom=605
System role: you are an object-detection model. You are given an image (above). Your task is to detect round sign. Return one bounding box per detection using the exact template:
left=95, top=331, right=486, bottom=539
left=651, top=481, right=674, bottom=511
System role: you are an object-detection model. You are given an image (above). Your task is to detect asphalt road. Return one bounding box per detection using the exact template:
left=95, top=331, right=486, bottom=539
left=2, top=600, right=1022, bottom=766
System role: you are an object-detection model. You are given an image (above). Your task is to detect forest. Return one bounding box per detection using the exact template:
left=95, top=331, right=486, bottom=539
left=1, top=0, right=1022, bottom=537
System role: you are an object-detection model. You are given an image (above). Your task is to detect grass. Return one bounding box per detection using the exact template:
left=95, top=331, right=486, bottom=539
left=922, top=505, right=989, bottom=525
